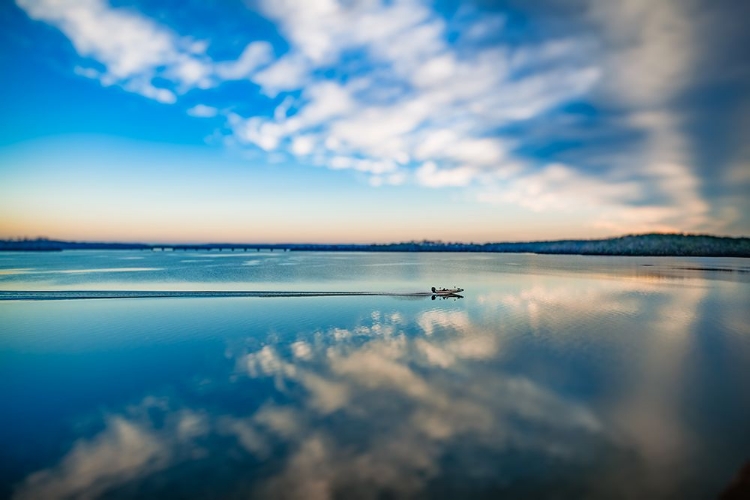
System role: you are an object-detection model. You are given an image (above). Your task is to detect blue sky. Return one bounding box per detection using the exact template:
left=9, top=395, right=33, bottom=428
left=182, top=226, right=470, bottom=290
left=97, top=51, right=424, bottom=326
left=0, top=0, right=748, bottom=243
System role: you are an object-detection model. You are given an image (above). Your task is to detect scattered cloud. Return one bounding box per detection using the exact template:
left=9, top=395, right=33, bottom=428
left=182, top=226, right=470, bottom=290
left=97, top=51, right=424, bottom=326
left=415, top=162, right=476, bottom=188
left=186, top=104, right=218, bottom=118
left=14, top=0, right=747, bottom=234
left=17, top=0, right=202, bottom=99
left=225, top=0, right=601, bottom=192
left=15, top=0, right=272, bottom=100
left=214, top=41, right=273, bottom=80
left=253, top=53, right=311, bottom=97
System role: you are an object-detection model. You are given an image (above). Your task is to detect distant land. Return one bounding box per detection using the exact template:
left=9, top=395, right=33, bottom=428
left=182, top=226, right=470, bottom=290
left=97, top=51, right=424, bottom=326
left=1, top=234, right=749, bottom=257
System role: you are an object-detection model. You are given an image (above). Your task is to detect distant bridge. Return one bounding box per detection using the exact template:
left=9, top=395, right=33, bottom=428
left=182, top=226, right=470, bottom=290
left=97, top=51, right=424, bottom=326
left=149, top=244, right=291, bottom=252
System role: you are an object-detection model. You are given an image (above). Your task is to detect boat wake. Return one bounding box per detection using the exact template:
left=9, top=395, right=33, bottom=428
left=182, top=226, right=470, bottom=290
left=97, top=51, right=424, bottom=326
left=0, top=290, right=462, bottom=301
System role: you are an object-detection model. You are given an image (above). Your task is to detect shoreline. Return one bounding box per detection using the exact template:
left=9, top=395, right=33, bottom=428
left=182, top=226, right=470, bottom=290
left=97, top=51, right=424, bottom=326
left=2, top=233, right=749, bottom=258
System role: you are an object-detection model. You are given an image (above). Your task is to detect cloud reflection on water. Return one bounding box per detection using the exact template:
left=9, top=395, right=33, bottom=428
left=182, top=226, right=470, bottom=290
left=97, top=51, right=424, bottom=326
left=233, top=311, right=605, bottom=499
left=12, top=274, right=749, bottom=499
left=14, top=400, right=209, bottom=500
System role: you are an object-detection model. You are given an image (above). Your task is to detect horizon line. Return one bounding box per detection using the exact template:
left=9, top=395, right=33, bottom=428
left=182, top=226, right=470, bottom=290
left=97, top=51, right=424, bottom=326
left=2, top=231, right=749, bottom=247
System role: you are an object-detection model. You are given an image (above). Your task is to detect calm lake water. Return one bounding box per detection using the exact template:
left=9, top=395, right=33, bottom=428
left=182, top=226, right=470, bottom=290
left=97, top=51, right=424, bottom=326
left=1, top=251, right=749, bottom=499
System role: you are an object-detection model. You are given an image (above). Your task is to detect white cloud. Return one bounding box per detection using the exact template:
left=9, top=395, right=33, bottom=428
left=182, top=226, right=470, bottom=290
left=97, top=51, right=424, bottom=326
left=258, top=0, right=436, bottom=67
left=187, top=104, right=219, bottom=118
left=328, top=156, right=398, bottom=175
left=169, top=56, right=212, bottom=89
left=125, top=79, right=177, bottom=104
left=291, top=135, right=315, bottom=156
left=17, top=0, right=193, bottom=96
left=460, top=14, right=506, bottom=41
left=232, top=116, right=287, bottom=151
left=214, top=41, right=274, bottom=80
left=413, top=129, right=508, bottom=166
left=298, top=82, right=355, bottom=125
left=472, top=160, right=708, bottom=234
left=232, top=81, right=357, bottom=153
left=415, top=162, right=476, bottom=188
left=477, top=163, right=640, bottom=212
left=253, top=53, right=311, bottom=97
left=259, top=0, right=345, bottom=65
left=410, top=53, right=457, bottom=88
left=17, top=0, right=177, bottom=77
left=17, top=1, right=278, bottom=101
left=73, top=66, right=99, bottom=79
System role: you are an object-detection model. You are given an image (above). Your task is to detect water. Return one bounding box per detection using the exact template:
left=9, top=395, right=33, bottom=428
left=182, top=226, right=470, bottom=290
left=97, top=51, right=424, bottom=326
left=1, top=251, right=749, bottom=499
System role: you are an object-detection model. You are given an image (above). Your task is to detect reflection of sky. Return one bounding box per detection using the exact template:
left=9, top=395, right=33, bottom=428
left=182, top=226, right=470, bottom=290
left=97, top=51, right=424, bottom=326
left=2, top=254, right=749, bottom=498
left=2, top=251, right=749, bottom=292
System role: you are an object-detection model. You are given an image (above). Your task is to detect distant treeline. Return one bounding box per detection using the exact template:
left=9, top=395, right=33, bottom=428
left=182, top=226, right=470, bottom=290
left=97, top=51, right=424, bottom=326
left=1, top=234, right=749, bottom=257
left=0, top=238, right=149, bottom=252
left=292, top=234, right=750, bottom=257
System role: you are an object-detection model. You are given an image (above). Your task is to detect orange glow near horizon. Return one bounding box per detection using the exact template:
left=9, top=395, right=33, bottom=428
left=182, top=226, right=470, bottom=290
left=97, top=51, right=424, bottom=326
left=1, top=136, right=744, bottom=244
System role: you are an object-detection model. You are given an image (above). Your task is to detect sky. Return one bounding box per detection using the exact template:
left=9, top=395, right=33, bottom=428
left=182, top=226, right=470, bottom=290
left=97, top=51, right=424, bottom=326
left=0, top=0, right=748, bottom=244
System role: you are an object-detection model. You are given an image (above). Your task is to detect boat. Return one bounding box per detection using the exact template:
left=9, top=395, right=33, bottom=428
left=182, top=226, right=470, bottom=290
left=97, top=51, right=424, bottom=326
left=431, top=286, right=464, bottom=295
